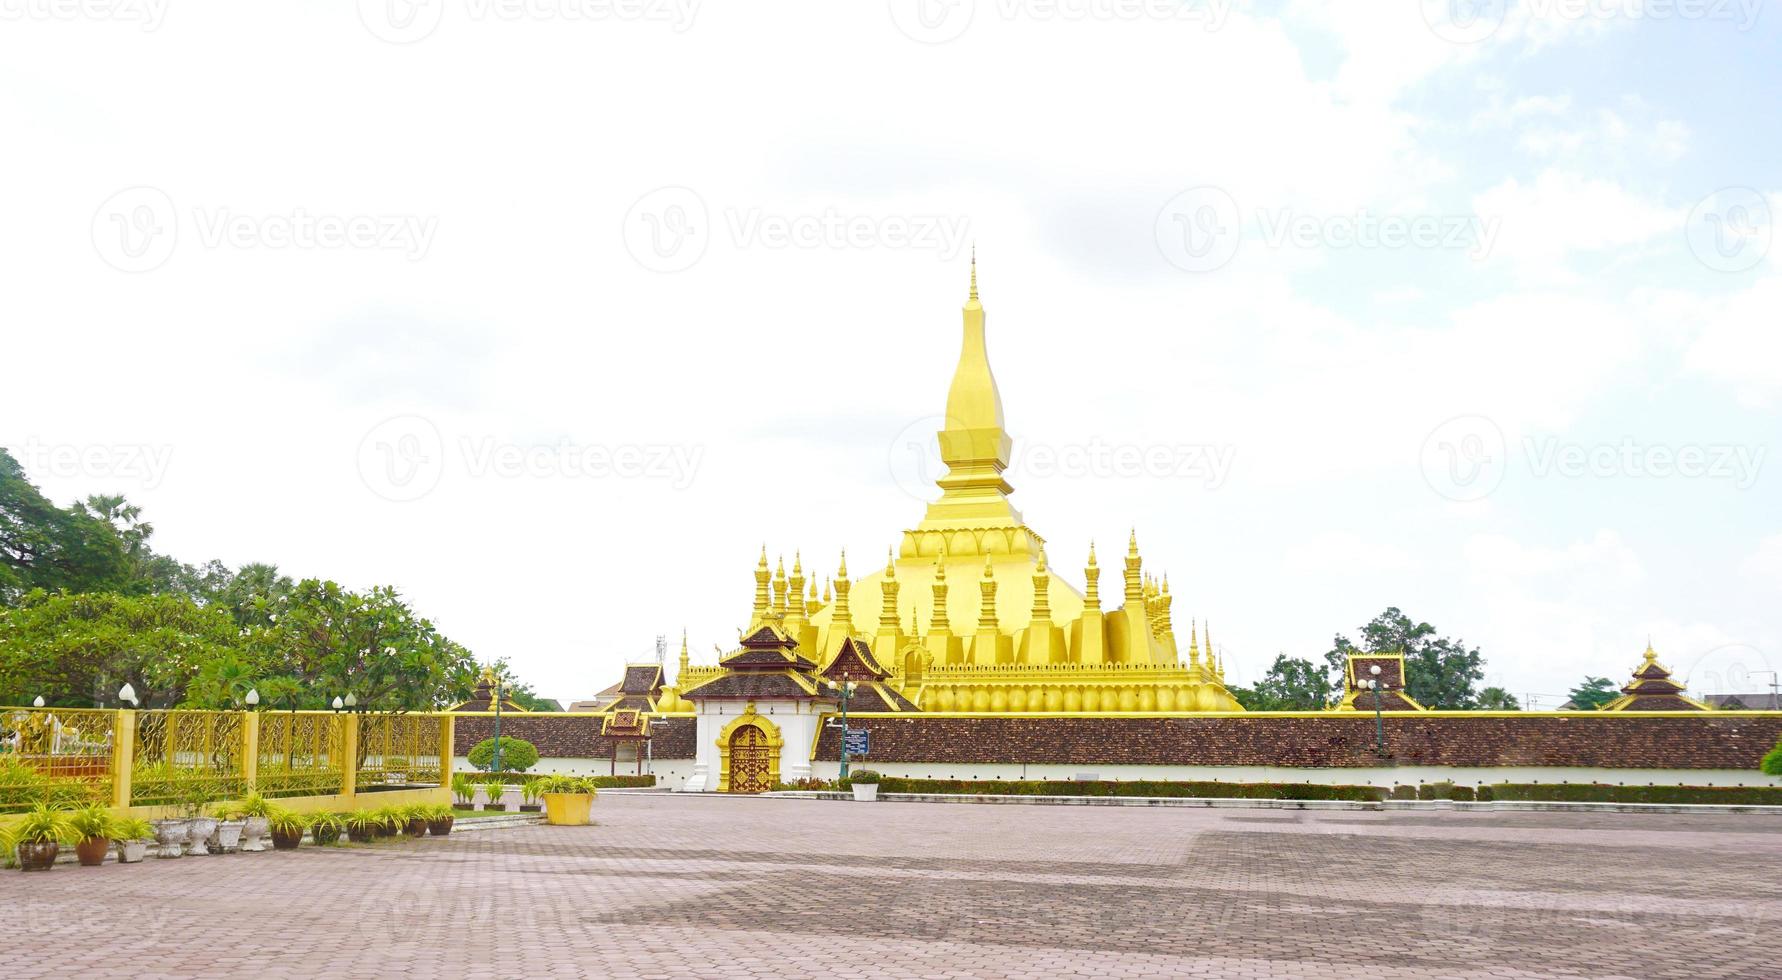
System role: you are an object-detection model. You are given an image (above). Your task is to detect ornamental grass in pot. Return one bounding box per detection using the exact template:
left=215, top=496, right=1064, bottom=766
left=113, top=817, right=156, bottom=863
left=180, top=784, right=221, bottom=856
left=848, top=770, right=882, bottom=802
left=226, top=792, right=274, bottom=852
left=425, top=803, right=455, bottom=836
left=267, top=808, right=307, bottom=850
left=535, top=775, right=598, bottom=826
left=68, top=804, right=120, bottom=867
left=7, top=803, right=74, bottom=871
left=451, top=774, right=478, bottom=812
left=307, top=812, right=344, bottom=846
left=344, top=810, right=381, bottom=843
left=401, top=805, right=430, bottom=838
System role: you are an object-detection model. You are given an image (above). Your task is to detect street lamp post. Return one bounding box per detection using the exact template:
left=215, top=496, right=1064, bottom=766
left=826, top=679, right=857, bottom=779
left=491, top=676, right=504, bottom=775
left=1361, top=664, right=1389, bottom=757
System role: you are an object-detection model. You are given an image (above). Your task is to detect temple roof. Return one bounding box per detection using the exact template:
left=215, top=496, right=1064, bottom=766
left=621, top=664, right=664, bottom=695
left=822, top=636, right=891, bottom=682
left=679, top=669, right=834, bottom=701
left=1334, top=653, right=1427, bottom=712
left=449, top=666, right=530, bottom=713
left=1602, top=644, right=1708, bottom=711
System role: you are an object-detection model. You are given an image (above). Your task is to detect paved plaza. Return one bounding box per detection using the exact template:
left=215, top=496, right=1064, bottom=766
left=5, top=793, right=1778, bottom=979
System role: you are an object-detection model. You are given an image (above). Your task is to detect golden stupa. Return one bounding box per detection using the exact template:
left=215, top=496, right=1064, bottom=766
left=658, top=260, right=1241, bottom=714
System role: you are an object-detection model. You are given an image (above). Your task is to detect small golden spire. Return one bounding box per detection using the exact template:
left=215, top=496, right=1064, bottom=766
left=969, top=243, right=978, bottom=302
left=885, top=546, right=896, bottom=578
left=1128, top=528, right=1139, bottom=556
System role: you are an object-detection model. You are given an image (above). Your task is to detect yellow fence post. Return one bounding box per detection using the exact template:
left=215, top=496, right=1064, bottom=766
left=112, top=709, right=136, bottom=810
left=242, top=710, right=259, bottom=794
left=339, top=713, right=358, bottom=806
left=439, top=713, right=455, bottom=786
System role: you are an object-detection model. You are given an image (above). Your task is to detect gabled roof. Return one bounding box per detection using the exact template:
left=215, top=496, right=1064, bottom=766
left=621, top=664, right=664, bottom=695
left=1333, top=652, right=1426, bottom=711
left=1602, top=644, right=1709, bottom=711
left=719, top=625, right=817, bottom=670
left=679, top=669, right=835, bottom=701
left=822, top=636, right=891, bottom=682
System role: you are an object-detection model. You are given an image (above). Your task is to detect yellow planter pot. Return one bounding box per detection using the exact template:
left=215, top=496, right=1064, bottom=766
left=542, top=791, right=595, bottom=825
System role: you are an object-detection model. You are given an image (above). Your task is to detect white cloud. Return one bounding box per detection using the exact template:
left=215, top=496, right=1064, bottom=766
left=1471, top=170, right=1679, bottom=277
left=1283, top=531, right=1418, bottom=574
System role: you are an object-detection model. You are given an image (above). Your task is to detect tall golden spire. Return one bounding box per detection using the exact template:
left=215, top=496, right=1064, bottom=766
left=750, top=545, right=771, bottom=627
left=1124, top=529, right=1144, bottom=603
left=831, top=550, right=852, bottom=628
left=1083, top=541, right=1100, bottom=611
left=1030, top=546, right=1052, bottom=621
left=678, top=629, right=690, bottom=679
left=879, top=549, right=902, bottom=632
left=772, top=555, right=788, bottom=617
left=915, top=254, right=1024, bottom=543
left=930, top=547, right=950, bottom=632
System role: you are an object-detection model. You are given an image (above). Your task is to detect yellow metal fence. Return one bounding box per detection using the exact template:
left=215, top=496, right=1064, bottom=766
left=0, top=707, right=453, bottom=814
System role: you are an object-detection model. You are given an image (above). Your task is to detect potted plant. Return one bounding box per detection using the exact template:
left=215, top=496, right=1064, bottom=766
left=150, top=813, right=190, bottom=858
left=519, top=780, right=544, bottom=813
left=230, top=792, right=274, bottom=852
left=113, top=817, right=156, bottom=864
left=8, top=803, right=73, bottom=871
left=308, top=812, right=344, bottom=846
left=344, top=810, right=381, bottom=843
left=425, top=803, right=455, bottom=836
left=367, top=805, right=405, bottom=838
left=208, top=801, right=247, bottom=854
left=451, top=773, right=478, bottom=812
left=536, top=774, right=597, bottom=826
left=401, top=805, right=429, bottom=838
left=182, top=783, right=220, bottom=856
left=849, top=770, right=882, bottom=802
left=267, top=807, right=307, bottom=850
left=68, top=804, right=120, bottom=867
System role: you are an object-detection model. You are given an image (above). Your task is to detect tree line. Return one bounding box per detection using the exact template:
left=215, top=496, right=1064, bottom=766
left=0, top=448, right=550, bottom=711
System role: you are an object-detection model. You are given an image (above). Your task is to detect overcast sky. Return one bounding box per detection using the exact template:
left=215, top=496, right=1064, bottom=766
left=4, top=1, right=1778, bottom=707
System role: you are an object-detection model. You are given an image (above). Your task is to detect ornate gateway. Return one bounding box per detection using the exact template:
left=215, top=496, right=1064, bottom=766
left=727, top=724, right=774, bottom=794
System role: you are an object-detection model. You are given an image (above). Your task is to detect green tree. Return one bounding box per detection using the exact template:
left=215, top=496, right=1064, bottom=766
left=250, top=579, right=478, bottom=711
left=1566, top=676, right=1619, bottom=710
left=0, top=450, right=132, bottom=601
left=1477, top=686, right=1521, bottom=710
left=1761, top=740, right=1782, bottom=777
left=1324, top=607, right=1486, bottom=709
left=0, top=590, right=242, bottom=707
left=1233, top=654, right=1334, bottom=710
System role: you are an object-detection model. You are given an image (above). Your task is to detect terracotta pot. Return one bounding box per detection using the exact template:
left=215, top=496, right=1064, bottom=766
left=405, top=817, right=428, bottom=837
left=427, top=817, right=454, bottom=836
left=16, top=841, right=58, bottom=871
left=348, top=826, right=375, bottom=843
left=311, top=825, right=341, bottom=846
left=76, top=837, right=112, bottom=866
left=269, top=826, right=303, bottom=850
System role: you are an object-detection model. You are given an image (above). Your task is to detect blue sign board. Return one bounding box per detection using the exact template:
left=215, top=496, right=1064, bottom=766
left=843, top=728, right=870, bottom=757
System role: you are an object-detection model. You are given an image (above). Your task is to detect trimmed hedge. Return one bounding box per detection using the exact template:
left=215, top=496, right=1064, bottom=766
left=1487, top=783, right=1782, bottom=806
left=872, top=778, right=1387, bottom=802
left=461, top=771, right=654, bottom=789
left=467, top=737, right=538, bottom=773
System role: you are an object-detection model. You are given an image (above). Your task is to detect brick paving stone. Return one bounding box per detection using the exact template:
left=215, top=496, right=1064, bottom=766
left=3, top=795, right=1777, bottom=978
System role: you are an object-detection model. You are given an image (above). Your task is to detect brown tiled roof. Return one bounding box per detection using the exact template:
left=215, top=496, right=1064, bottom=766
left=722, top=647, right=818, bottom=669
left=823, top=637, right=891, bottom=681
left=680, top=670, right=834, bottom=701
left=621, top=664, right=664, bottom=695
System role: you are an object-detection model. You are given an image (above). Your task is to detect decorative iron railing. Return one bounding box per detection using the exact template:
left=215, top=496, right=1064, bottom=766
left=0, top=707, right=117, bottom=813
left=257, top=712, right=344, bottom=798
left=131, top=710, right=247, bottom=806
left=355, top=713, right=444, bottom=790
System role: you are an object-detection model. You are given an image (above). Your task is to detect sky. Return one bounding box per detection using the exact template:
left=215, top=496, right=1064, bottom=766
left=2, top=1, right=1778, bottom=708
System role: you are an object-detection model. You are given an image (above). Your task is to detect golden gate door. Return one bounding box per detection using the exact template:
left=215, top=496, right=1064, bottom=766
left=728, top=724, right=773, bottom=793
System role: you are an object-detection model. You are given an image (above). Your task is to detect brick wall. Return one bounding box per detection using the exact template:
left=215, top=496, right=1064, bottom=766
left=452, top=712, right=1782, bottom=771
left=812, top=714, right=1782, bottom=770
left=454, top=715, right=694, bottom=760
